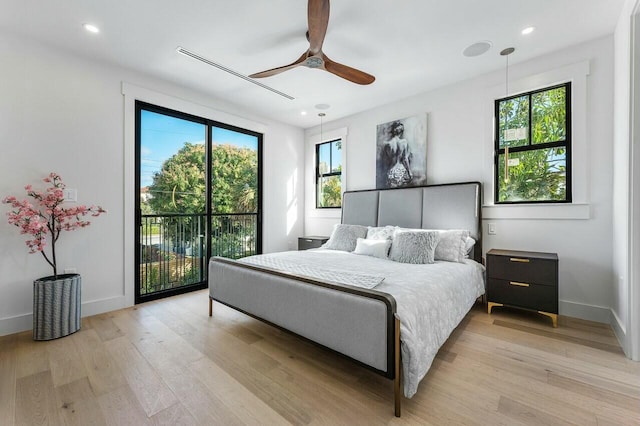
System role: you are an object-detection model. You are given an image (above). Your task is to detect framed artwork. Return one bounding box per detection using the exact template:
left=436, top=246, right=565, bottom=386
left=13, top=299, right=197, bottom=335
left=376, top=114, right=427, bottom=189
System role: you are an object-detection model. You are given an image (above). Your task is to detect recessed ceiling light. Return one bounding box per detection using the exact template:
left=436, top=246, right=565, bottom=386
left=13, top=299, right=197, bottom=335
left=462, top=41, right=492, bottom=57
left=83, top=23, right=100, bottom=33
left=315, top=103, right=330, bottom=110
left=301, top=111, right=307, bottom=116
left=521, top=26, right=535, bottom=35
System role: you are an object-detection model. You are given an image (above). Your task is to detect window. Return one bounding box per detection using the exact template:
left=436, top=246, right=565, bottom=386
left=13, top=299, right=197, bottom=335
left=494, top=82, right=571, bottom=203
left=316, top=139, right=342, bottom=208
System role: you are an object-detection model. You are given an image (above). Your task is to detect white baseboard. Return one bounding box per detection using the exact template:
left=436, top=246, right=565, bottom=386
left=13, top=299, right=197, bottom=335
left=610, top=308, right=631, bottom=358
left=559, top=300, right=612, bottom=323
left=0, top=295, right=129, bottom=337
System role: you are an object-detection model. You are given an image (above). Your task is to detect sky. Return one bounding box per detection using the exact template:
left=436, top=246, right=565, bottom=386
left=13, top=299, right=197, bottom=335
left=140, top=109, right=258, bottom=187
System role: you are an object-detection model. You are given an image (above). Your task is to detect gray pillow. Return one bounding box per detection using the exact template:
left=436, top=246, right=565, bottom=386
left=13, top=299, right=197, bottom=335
left=366, top=225, right=397, bottom=240
left=323, top=224, right=368, bottom=252
left=389, top=230, right=440, bottom=264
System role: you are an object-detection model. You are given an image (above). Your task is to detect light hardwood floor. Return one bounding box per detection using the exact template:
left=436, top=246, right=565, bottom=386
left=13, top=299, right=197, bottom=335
left=1, top=289, right=639, bottom=425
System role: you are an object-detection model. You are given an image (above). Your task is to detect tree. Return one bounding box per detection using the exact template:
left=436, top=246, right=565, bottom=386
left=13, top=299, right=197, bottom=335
left=148, top=142, right=206, bottom=214
left=147, top=143, right=257, bottom=214
left=211, top=144, right=257, bottom=214
left=146, top=142, right=259, bottom=259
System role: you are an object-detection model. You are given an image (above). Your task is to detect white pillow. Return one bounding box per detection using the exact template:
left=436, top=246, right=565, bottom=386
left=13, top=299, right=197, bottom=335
left=322, top=224, right=368, bottom=252
left=353, top=238, right=392, bottom=259
left=432, top=230, right=470, bottom=263
left=389, top=229, right=440, bottom=264
left=464, top=236, right=476, bottom=258
left=366, top=225, right=396, bottom=240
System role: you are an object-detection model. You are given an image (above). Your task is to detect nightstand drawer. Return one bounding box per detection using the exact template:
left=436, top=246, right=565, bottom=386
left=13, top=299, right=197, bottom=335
left=487, top=254, right=557, bottom=286
left=487, top=278, right=558, bottom=313
left=298, top=236, right=329, bottom=250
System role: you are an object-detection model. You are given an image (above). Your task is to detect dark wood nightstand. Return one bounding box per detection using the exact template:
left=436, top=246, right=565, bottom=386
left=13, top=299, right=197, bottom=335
left=298, top=236, right=329, bottom=250
left=486, top=249, right=559, bottom=327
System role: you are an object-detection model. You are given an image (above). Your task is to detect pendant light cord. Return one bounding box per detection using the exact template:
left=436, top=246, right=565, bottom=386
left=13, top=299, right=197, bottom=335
left=318, top=112, right=325, bottom=142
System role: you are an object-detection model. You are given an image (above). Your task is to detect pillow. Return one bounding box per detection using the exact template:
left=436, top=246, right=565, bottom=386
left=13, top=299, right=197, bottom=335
left=366, top=225, right=396, bottom=240
left=389, top=230, right=439, bottom=264
left=432, top=230, right=470, bottom=263
left=322, top=224, right=368, bottom=252
left=353, top=238, right=392, bottom=259
left=464, top=236, right=476, bottom=258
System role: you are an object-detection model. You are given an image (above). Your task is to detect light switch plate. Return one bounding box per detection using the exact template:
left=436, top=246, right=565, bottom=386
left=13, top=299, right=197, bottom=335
left=63, top=188, right=77, bottom=202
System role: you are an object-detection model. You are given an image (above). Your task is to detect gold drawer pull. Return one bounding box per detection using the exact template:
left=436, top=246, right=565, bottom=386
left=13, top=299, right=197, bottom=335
left=510, top=257, right=530, bottom=263
left=510, top=281, right=530, bottom=287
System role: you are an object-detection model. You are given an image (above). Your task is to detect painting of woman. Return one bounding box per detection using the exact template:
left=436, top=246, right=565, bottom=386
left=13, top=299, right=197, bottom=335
left=376, top=115, right=427, bottom=189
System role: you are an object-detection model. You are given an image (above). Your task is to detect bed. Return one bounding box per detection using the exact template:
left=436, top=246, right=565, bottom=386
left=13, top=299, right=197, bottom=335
left=208, top=182, right=484, bottom=417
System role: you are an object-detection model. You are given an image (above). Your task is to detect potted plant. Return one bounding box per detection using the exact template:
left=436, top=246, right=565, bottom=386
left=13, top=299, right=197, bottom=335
left=3, top=172, right=106, bottom=340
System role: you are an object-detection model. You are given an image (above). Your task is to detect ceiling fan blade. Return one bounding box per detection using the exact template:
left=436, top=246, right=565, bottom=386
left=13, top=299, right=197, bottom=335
left=308, top=0, right=330, bottom=55
left=323, top=55, right=375, bottom=85
left=249, top=51, right=308, bottom=78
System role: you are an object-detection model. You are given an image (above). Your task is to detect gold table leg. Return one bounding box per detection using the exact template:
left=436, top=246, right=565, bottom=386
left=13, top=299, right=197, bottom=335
left=487, top=301, right=503, bottom=314
left=538, top=311, right=558, bottom=328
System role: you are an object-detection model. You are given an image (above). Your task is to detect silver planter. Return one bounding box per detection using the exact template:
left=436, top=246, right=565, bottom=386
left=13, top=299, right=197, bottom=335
left=33, top=273, right=81, bottom=340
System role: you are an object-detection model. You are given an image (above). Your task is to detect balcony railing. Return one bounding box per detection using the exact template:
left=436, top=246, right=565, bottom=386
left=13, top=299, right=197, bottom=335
left=139, top=213, right=257, bottom=296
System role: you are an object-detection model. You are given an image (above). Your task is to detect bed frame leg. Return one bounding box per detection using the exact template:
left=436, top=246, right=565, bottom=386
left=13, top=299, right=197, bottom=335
left=394, top=316, right=401, bottom=417
left=209, top=297, right=213, bottom=317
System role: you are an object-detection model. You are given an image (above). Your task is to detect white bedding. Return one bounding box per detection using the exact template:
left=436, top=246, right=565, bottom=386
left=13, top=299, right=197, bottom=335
left=238, top=249, right=485, bottom=398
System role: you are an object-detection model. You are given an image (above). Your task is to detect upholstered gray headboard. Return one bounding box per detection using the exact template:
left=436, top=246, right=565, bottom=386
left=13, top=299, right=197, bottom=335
left=342, top=182, right=482, bottom=263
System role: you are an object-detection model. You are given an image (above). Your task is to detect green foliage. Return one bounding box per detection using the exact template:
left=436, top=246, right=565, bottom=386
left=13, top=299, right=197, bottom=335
left=147, top=142, right=258, bottom=214
left=532, top=87, right=566, bottom=144
left=211, top=144, right=258, bottom=213
left=142, top=142, right=258, bottom=276
left=499, top=95, right=529, bottom=148
left=318, top=176, right=341, bottom=208
left=498, top=148, right=566, bottom=202
left=148, top=142, right=206, bottom=214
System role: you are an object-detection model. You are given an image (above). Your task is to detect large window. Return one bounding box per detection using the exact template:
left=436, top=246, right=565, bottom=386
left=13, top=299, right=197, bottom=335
left=494, top=82, right=571, bottom=203
left=316, top=139, right=342, bottom=208
left=135, top=101, right=262, bottom=303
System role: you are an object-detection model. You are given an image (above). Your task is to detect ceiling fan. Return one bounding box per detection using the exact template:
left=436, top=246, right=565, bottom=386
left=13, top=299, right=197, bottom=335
left=249, top=0, right=375, bottom=85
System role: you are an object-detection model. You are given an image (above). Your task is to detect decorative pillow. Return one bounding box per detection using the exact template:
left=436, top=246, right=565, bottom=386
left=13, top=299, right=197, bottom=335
left=389, top=230, right=439, bottom=264
left=433, top=230, right=470, bottom=263
left=353, top=237, right=392, bottom=259
left=322, top=224, right=368, bottom=252
left=464, top=236, right=476, bottom=258
left=366, top=225, right=396, bottom=240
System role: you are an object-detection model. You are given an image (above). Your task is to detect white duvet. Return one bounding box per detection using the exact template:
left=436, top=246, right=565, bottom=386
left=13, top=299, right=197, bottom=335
left=239, top=249, right=485, bottom=398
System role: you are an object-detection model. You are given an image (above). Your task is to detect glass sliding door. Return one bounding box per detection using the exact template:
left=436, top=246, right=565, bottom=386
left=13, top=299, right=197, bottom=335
left=210, top=125, right=261, bottom=258
left=135, top=102, right=262, bottom=303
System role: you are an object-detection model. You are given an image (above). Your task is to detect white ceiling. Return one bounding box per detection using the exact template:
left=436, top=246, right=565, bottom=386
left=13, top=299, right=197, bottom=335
left=0, top=0, right=625, bottom=128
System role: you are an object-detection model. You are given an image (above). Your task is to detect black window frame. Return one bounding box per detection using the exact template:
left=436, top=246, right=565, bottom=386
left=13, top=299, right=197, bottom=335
left=134, top=100, right=263, bottom=304
left=315, top=138, right=342, bottom=209
left=494, top=82, right=572, bottom=204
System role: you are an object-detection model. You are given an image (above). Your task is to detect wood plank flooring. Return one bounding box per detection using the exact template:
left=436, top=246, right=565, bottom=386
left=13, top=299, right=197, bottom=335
left=0, top=289, right=638, bottom=425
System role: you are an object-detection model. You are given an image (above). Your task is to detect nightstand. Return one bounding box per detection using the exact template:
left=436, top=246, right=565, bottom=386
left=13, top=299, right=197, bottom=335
left=298, top=236, right=329, bottom=250
left=486, top=249, right=559, bottom=327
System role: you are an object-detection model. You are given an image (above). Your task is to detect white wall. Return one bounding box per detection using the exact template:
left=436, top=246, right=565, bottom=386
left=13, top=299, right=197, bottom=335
left=0, top=32, right=305, bottom=336
left=612, top=0, right=637, bottom=356
left=305, top=36, right=616, bottom=323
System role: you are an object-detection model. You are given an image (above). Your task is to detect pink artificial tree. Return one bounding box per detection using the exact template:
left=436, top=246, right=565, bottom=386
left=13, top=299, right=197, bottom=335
left=3, top=172, right=106, bottom=279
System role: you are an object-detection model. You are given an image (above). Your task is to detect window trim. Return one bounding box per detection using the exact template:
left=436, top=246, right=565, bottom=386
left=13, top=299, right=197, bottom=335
left=306, top=126, right=348, bottom=219
left=315, top=138, right=343, bottom=209
left=482, top=60, right=590, bottom=220
left=494, top=82, right=572, bottom=204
